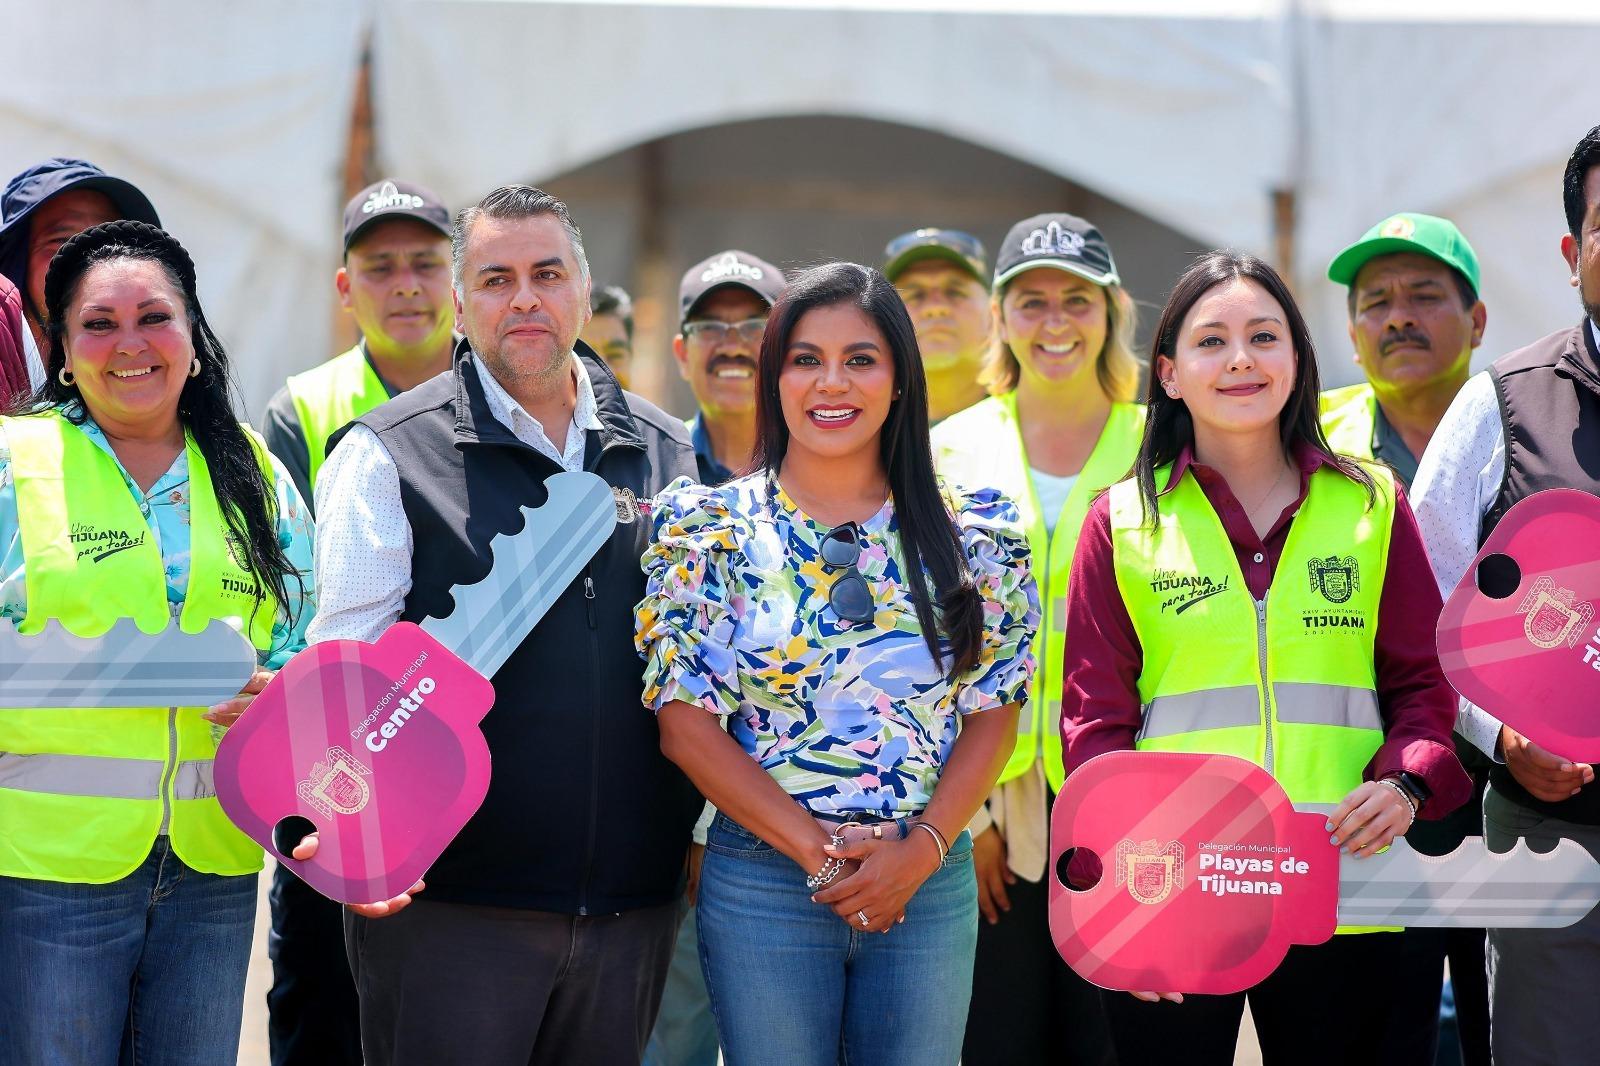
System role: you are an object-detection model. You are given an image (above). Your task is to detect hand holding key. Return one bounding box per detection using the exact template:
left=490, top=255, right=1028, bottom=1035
left=1501, top=725, right=1595, bottom=803
left=1326, top=779, right=1414, bottom=857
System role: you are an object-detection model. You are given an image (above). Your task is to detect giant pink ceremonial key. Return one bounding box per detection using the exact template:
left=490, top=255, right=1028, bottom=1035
left=215, top=472, right=618, bottom=904
left=1051, top=751, right=1600, bottom=994
left=1437, top=488, right=1600, bottom=761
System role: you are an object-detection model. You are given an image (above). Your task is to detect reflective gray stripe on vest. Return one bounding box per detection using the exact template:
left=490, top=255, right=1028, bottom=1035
left=0, top=752, right=215, bottom=800
left=172, top=759, right=216, bottom=801
left=1273, top=683, right=1381, bottom=731
left=1138, top=685, right=1260, bottom=740
left=1052, top=599, right=1067, bottom=630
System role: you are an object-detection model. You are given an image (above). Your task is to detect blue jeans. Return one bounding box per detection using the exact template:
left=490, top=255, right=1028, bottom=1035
left=696, top=812, right=976, bottom=1066
left=0, top=838, right=257, bottom=1066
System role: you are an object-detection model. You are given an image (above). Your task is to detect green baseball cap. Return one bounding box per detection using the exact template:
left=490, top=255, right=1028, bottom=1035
left=1327, top=212, right=1481, bottom=297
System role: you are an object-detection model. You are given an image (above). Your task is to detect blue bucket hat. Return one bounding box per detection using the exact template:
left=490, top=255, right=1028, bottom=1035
left=0, top=157, right=161, bottom=295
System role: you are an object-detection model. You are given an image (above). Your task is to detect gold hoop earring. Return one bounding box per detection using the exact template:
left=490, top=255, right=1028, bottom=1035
left=57, top=366, right=75, bottom=387
left=188, top=358, right=202, bottom=379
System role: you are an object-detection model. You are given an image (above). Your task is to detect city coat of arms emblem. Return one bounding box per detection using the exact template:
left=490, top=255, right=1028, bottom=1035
left=1308, top=555, right=1360, bottom=604
left=297, top=747, right=373, bottom=818
left=1518, top=576, right=1593, bottom=650
left=1114, top=838, right=1185, bottom=906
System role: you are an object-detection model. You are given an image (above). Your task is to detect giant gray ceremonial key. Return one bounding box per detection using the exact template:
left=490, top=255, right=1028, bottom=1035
left=415, top=470, right=619, bottom=677
left=1335, top=834, right=1600, bottom=928
left=0, top=618, right=257, bottom=708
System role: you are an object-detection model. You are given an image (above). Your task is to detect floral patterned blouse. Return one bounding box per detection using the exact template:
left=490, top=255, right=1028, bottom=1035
left=637, top=473, right=1039, bottom=819
left=0, top=407, right=316, bottom=669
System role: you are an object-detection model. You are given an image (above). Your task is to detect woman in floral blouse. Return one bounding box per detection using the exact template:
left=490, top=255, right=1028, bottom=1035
left=637, top=262, right=1039, bottom=1066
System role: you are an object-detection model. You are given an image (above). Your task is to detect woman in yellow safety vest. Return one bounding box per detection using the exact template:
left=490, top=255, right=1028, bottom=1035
left=0, top=221, right=314, bottom=1064
left=931, top=212, right=1142, bottom=1066
left=1061, top=251, right=1470, bottom=1066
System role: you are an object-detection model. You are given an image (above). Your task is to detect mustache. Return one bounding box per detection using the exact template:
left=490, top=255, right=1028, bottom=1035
left=1380, top=327, right=1431, bottom=355
left=708, top=353, right=756, bottom=370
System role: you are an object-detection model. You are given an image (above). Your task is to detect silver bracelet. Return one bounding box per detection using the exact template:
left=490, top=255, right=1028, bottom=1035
left=1380, top=779, right=1418, bottom=826
left=805, top=856, right=847, bottom=891
left=910, top=821, right=947, bottom=863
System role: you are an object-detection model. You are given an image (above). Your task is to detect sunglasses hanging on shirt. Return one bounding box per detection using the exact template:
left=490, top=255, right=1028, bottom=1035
left=821, top=523, right=876, bottom=625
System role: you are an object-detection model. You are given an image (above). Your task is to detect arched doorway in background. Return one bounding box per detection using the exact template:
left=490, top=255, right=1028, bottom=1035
left=538, top=114, right=1210, bottom=419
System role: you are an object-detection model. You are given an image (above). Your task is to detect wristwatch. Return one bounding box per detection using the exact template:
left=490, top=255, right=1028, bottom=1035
left=1392, top=771, right=1430, bottom=810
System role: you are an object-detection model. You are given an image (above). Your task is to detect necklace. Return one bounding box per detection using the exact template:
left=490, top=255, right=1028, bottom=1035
left=1242, top=460, right=1292, bottom=529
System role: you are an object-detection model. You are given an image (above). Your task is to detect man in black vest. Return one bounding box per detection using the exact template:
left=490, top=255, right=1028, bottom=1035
left=1412, top=124, right=1600, bottom=1066
left=303, top=184, right=702, bottom=1065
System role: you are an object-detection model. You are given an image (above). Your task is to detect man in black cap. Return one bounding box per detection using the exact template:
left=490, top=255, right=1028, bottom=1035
left=261, top=179, right=455, bottom=509
left=0, top=157, right=161, bottom=379
left=883, top=228, right=992, bottom=422
left=258, top=178, right=452, bottom=1066
left=672, top=250, right=785, bottom=484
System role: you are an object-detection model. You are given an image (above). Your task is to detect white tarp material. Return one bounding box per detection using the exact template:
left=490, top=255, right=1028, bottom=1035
left=4, top=1, right=1597, bottom=412
left=0, top=3, right=366, bottom=419
left=1294, top=2, right=1600, bottom=378
left=372, top=0, right=1290, bottom=257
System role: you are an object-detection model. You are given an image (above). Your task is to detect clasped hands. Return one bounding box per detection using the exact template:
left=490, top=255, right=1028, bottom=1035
left=808, top=831, right=943, bottom=934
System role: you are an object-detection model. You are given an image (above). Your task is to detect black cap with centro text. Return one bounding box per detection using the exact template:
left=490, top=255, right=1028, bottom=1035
left=342, top=179, right=451, bottom=253
left=992, top=212, right=1120, bottom=290
left=679, top=250, right=786, bottom=324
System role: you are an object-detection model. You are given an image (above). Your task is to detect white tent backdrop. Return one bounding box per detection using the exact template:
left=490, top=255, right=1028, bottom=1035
left=4, top=0, right=1597, bottom=412
left=1294, top=2, right=1600, bottom=378
left=370, top=0, right=1290, bottom=255
left=0, top=2, right=366, bottom=419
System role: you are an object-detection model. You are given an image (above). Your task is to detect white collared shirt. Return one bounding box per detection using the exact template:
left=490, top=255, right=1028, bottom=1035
left=307, top=354, right=602, bottom=646
left=1410, top=320, right=1600, bottom=762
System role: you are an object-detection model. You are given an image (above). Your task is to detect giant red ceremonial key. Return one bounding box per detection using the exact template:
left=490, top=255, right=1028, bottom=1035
left=1051, top=751, right=1600, bottom=994
left=215, top=472, right=618, bottom=904
left=1437, top=488, right=1600, bottom=761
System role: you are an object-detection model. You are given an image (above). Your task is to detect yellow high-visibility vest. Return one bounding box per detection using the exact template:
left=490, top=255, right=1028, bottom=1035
left=285, top=345, right=389, bottom=489
left=1108, top=462, right=1396, bottom=933
left=1320, top=383, right=1378, bottom=461
left=1, top=409, right=276, bottom=882
left=1108, top=463, right=1393, bottom=805
left=933, top=394, right=1144, bottom=790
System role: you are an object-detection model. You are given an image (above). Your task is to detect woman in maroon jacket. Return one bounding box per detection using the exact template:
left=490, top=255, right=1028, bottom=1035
left=1060, top=251, right=1470, bottom=1066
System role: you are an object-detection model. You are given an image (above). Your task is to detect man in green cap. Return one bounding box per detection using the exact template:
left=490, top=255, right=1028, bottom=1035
left=1323, top=212, right=1490, bottom=1065
left=1322, top=212, right=1486, bottom=487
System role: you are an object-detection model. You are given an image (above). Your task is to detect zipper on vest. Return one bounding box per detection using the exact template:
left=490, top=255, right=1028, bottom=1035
left=1255, top=596, right=1274, bottom=776
left=577, top=569, right=601, bottom=914
left=158, top=707, right=178, bottom=833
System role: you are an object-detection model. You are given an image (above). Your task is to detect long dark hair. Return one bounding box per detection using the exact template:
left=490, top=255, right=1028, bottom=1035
left=1134, top=250, right=1373, bottom=522
left=752, top=262, right=983, bottom=677
left=2, top=220, right=303, bottom=627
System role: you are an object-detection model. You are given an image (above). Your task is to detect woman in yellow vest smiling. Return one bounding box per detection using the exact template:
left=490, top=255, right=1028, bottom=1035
left=931, top=212, right=1141, bottom=1066
left=0, top=221, right=314, bottom=1065
left=1061, top=251, right=1470, bottom=1066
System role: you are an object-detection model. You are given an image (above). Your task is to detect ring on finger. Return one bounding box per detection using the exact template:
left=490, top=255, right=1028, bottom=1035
left=857, top=909, right=870, bottom=927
